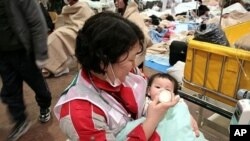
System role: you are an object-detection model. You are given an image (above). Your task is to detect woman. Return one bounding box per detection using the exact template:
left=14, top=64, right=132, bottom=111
left=54, top=12, right=179, bottom=140
left=42, top=0, right=94, bottom=77
left=115, top=0, right=152, bottom=68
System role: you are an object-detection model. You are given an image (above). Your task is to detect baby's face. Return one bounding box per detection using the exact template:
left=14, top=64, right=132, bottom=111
left=148, top=78, right=174, bottom=100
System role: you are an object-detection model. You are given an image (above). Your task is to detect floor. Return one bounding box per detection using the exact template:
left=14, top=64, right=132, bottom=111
left=0, top=64, right=230, bottom=141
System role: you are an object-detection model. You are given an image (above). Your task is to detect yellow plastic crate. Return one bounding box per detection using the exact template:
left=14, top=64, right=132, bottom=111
left=183, top=21, right=250, bottom=106
left=224, top=21, right=250, bottom=46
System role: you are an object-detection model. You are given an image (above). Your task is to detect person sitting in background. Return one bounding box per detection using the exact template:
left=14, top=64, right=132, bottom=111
left=197, top=4, right=211, bottom=21
left=54, top=12, right=180, bottom=141
left=114, top=0, right=153, bottom=69
left=175, top=0, right=211, bottom=22
left=41, top=0, right=94, bottom=77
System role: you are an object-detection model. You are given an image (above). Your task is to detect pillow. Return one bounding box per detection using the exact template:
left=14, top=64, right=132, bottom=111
left=234, top=33, right=250, bottom=51
left=166, top=61, right=185, bottom=84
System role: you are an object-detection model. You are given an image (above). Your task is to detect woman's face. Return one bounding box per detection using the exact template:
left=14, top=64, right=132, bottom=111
left=64, top=0, right=77, bottom=5
left=106, top=41, right=141, bottom=83
left=148, top=77, right=174, bottom=100
left=114, top=0, right=126, bottom=9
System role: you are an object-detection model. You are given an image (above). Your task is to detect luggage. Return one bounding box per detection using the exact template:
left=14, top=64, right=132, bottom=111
left=169, top=41, right=187, bottom=66
left=193, top=23, right=230, bottom=46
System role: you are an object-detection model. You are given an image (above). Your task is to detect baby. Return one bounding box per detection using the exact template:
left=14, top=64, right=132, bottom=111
left=117, top=73, right=207, bottom=141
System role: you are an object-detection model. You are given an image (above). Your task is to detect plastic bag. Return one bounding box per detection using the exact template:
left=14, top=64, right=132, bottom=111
left=193, top=23, right=230, bottom=46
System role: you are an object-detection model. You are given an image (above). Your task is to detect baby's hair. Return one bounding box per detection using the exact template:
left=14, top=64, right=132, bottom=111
left=147, top=73, right=179, bottom=94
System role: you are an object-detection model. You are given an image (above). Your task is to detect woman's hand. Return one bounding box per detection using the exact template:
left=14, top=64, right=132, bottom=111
left=142, top=94, right=180, bottom=140
left=152, top=94, right=180, bottom=121
left=147, top=93, right=180, bottom=123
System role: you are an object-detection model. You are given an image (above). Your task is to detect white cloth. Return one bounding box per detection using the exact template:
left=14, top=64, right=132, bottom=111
left=222, top=2, right=247, bottom=14
left=166, top=61, right=185, bottom=84
left=79, top=0, right=115, bottom=12
left=174, top=1, right=197, bottom=14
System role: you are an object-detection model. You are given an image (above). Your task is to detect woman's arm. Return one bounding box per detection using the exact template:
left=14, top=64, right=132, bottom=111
left=61, top=99, right=114, bottom=140
left=61, top=95, right=180, bottom=140
left=62, top=99, right=155, bottom=141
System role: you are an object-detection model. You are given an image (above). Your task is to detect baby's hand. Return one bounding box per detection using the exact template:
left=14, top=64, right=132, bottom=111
left=190, top=115, right=200, bottom=137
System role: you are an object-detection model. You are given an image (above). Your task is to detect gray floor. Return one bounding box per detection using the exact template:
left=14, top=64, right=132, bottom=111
left=0, top=64, right=230, bottom=141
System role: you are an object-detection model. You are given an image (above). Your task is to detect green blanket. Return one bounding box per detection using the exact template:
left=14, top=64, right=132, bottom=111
left=116, top=102, right=207, bottom=141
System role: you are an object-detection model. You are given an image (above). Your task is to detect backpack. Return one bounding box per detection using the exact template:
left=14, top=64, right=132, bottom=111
left=169, top=41, right=187, bottom=66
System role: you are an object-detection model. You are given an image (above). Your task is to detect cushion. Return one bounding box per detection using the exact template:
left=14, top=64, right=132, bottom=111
left=234, top=33, right=250, bottom=51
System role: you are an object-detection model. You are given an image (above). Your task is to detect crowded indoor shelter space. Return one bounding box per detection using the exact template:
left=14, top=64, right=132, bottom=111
left=0, top=0, right=250, bottom=141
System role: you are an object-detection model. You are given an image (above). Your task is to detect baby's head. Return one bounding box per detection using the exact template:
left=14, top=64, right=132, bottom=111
left=147, top=73, right=179, bottom=100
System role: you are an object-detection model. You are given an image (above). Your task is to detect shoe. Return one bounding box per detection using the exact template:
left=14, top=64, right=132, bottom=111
left=54, top=68, right=69, bottom=77
left=39, top=108, right=51, bottom=123
left=42, top=69, right=51, bottom=78
left=7, top=119, right=31, bottom=141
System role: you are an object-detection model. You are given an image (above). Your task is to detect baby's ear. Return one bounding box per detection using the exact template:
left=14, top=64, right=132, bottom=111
left=146, top=87, right=150, bottom=95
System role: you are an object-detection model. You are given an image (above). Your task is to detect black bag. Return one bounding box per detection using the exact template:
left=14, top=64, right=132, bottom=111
left=193, top=23, right=230, bottom=46
left=169, top=41, right=187, bottom=66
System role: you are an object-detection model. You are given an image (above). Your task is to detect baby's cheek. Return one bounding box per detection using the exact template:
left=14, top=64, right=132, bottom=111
left=151, top=90, right=159, bottom=98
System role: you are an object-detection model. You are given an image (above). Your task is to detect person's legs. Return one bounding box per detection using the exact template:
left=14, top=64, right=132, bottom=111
left=0, top=51, right=26, bottom=122
left=0, top=50, right=31, bottom=140
left=19, top=51, right=52, bottom=122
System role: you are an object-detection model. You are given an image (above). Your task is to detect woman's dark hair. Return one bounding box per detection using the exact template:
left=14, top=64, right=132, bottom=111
left=147, top=73, right=179, bottom=94
left=76, top=12, right=144, bottom=74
